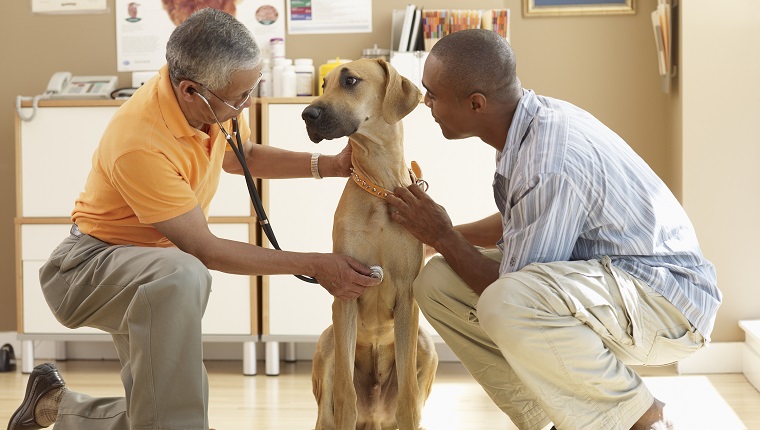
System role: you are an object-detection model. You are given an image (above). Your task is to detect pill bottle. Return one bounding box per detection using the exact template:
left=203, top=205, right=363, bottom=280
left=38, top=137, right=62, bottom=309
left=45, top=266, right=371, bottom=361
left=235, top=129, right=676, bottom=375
left=272, top=58, right=291, bottom=97
left=281, top=65, right=297, bottom=97
left=258, top=58, right=273, bottom=97
left=317, top=58, right=351, bottom=95
left=270, top=37, right=285, bottom=59
left=294, top=58, right=315, bottom=96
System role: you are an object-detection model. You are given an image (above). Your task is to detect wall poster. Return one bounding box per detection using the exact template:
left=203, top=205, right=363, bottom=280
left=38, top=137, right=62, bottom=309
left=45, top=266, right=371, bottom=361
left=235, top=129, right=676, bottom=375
left=116, top=0, right=286, bottom=72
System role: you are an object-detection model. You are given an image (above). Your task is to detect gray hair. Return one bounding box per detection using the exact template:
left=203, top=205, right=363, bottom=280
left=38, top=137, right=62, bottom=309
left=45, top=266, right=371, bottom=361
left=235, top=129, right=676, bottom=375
left=166, top=8, right=261, bottom=90
left=430, top=29, right=521, bottom=104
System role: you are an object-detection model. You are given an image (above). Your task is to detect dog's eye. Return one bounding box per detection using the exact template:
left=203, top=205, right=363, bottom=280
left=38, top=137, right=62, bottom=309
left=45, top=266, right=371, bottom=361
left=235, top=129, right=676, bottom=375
left=344, top=76, right=358, bottom=86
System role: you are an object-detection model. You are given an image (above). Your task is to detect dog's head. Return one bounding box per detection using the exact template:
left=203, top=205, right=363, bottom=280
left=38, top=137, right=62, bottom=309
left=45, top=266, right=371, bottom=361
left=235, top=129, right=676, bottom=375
left=301, top=58, right=422, bottom=143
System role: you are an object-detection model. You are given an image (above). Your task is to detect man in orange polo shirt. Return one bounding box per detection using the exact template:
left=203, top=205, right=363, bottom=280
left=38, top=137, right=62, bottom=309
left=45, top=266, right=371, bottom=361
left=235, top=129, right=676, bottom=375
left=8, top=8, right=380, bottom=430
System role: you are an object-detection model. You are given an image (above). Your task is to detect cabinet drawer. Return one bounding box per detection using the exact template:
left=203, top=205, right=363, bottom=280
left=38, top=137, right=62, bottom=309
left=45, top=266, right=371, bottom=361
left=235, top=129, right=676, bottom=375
left=20, top=223, right=255, bottom=336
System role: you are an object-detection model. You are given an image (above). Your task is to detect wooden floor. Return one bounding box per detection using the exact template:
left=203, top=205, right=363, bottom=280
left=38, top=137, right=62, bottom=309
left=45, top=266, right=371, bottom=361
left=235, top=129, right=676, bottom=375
left=1, top=360, right=759, bottom=429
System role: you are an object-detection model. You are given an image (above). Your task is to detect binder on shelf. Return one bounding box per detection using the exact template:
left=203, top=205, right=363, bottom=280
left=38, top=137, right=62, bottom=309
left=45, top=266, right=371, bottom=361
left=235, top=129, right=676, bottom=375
left=397, top=4, right=417, bottom=52
left=393, top=7, right=511, bottom=53
left=408, top=8, right=422, bottom=52
left=650, top=0, right=676, bottom=93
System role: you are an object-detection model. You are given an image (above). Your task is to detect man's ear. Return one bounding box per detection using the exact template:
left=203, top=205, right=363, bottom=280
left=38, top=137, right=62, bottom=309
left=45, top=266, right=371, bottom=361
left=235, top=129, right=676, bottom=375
left=178, top=80, right=197, bottom=102
left=469, top=93, right=487, bottom=112
left=379, top=59, right=422, bottom=124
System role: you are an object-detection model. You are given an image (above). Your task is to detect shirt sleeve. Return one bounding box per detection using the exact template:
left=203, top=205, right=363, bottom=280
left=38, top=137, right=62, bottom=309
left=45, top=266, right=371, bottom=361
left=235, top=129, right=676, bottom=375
left=499, top=172, right=588, bottom=275
left=110, top=149, right=198, bottom=224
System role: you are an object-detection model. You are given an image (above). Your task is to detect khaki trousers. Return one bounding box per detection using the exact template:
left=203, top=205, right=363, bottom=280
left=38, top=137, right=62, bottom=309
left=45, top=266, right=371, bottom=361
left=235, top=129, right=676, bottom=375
left=39, top=230, right=212, bottom=430
left=414, top=249, right=705, bottom=430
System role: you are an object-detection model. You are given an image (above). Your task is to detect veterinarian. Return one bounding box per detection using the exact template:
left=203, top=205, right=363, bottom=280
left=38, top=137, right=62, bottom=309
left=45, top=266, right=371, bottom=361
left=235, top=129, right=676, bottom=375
left=387, top=29, right=720, bottom=430
left=8, top=8, right=380, bottom=430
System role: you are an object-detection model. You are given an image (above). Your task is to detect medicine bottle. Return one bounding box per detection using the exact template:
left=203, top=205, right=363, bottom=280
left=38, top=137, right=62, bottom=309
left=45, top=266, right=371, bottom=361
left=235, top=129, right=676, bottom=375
left=272, top=58, right=291, bottom=97
left=258, top=58, right=273, bottom=97
left=270, top=37, right=285, bottom=59
left=294, top=58, right=315, bottom=96
left=281, top=65, right=297, bottom=98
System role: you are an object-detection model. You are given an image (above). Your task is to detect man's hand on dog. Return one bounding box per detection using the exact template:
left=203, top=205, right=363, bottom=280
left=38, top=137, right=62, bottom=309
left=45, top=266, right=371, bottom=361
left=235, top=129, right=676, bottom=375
left=316, top=255, right=382, bottom=300
left=387, top=184, right=455, bottom=250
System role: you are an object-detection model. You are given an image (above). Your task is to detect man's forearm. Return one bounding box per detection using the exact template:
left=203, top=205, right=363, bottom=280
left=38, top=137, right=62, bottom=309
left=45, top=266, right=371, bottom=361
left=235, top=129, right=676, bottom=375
left=434, top=229, right=500, bottom=296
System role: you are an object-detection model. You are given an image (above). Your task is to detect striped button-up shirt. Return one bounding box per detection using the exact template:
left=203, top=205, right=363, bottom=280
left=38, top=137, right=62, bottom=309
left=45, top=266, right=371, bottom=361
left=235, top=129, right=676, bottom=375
left=494, top=89, right=720, bottom=339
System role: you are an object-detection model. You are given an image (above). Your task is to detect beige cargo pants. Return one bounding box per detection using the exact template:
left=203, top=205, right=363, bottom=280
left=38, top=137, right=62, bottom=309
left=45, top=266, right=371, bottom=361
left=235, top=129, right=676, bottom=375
left=414, top=249, right=705, bottom=430
left=39, top=227, right=212, bottom=430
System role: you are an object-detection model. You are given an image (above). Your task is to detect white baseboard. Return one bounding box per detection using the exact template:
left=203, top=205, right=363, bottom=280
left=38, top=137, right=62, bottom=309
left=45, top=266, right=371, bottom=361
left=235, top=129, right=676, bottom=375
left=1, top=331, right=740, bottom=373
left=677, top=342, right=744, bottom=374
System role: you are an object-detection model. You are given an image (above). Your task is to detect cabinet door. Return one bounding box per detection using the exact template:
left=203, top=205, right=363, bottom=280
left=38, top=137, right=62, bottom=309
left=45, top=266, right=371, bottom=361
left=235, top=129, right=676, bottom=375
left=21, top=224, right=100, bottom=334
left=19, top=106, right=251, bottom=218
left=19, top=107, right=118, bottom=217
left=264, top=103, right=338, bottom=336
left=203, top=223, right=253, bottom=335
left=262, top=103, right=497, bottom=338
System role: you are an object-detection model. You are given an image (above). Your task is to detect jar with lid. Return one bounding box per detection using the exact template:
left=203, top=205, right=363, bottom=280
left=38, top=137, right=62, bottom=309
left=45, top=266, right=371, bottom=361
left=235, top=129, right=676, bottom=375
left=362, top=44, right=390, bottom=61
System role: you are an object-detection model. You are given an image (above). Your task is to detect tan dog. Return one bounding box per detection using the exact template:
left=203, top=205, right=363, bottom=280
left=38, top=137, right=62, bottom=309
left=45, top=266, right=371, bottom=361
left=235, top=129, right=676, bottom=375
left=302, top=59, right=439, bottom=430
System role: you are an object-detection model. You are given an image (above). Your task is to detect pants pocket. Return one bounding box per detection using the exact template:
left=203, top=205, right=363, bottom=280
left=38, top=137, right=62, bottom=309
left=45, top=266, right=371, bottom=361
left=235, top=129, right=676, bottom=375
left=646, top=326, right=704, bottom=366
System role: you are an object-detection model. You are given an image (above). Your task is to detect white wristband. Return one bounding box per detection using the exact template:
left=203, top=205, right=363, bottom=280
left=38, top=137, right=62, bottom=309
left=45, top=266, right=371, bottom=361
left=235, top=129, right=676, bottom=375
left=311, top=153, right=322, bottom=179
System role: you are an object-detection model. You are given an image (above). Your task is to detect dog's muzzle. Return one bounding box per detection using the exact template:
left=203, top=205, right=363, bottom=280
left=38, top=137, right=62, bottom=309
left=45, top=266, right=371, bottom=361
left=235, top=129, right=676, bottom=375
left=301, top=104, right=358, bottom=143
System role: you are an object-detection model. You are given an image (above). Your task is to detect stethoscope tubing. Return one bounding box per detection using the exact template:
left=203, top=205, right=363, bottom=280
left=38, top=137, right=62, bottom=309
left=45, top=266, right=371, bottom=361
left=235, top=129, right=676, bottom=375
left=225, top=116, right=319, bottom=284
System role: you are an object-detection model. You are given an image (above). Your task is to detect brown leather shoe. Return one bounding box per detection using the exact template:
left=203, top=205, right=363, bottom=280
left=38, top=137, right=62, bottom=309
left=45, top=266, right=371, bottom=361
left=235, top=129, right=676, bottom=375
left=7, top=363, right=65, bottom=430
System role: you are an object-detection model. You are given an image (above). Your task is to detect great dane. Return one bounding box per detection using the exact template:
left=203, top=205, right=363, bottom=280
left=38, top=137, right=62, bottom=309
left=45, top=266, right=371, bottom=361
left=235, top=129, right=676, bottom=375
left=302, top=58, right=439, bottom=430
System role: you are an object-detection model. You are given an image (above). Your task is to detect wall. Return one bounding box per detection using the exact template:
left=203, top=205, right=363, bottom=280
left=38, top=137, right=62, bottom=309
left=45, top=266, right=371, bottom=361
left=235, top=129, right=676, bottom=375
left=680, top=1, right=760, bottom=341
left=0, top=2, right=673, bottom=334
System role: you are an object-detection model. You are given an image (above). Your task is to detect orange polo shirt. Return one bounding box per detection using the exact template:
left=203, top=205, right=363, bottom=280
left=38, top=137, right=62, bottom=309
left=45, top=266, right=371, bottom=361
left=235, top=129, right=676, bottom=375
left=72, top=65, right=251, bottom=247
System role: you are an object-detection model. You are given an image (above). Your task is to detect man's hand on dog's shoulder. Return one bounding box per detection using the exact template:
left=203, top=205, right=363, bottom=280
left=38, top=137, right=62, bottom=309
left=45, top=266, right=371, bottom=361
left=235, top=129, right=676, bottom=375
left=315, top=254, right=381, bottom=301
left=387, top=184, right=456, bottom=249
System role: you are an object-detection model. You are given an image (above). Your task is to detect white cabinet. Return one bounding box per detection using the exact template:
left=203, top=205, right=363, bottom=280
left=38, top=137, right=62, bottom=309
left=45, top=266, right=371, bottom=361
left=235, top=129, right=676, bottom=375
left=16, top=101, right=258, bottom=374
left=260, top=100, right=497, bottom=357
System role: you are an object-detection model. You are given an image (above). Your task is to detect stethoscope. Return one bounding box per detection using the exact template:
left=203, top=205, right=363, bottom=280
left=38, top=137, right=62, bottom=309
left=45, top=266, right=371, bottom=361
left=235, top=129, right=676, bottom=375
left=193, top=89, right=319, bottom=284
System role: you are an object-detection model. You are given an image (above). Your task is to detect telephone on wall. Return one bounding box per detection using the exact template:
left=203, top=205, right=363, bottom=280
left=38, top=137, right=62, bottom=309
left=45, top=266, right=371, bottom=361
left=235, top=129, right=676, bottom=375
left=45, top=71, right=117, bottom=99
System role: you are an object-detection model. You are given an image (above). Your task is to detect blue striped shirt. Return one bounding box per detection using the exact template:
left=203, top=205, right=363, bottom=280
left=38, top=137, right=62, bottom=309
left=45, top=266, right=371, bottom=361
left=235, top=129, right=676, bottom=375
left=494, top=90, right=720, bottom=339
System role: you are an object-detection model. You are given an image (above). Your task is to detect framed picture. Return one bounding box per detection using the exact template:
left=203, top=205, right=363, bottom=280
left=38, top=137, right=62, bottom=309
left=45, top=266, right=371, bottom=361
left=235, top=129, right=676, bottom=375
left=524, top=0, right=635, bottom=17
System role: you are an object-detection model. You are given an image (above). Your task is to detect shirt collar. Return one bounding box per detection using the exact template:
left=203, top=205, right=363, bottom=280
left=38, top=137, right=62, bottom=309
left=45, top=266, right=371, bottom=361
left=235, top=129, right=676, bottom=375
left=503, top=89, right=540, bottom=152
left=157, top=65, right=199, bottom=140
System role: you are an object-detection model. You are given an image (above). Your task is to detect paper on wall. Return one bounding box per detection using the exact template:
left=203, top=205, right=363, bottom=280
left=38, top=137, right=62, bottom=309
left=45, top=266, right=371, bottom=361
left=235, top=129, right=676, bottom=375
left=116, top=0, right=285, bottom=72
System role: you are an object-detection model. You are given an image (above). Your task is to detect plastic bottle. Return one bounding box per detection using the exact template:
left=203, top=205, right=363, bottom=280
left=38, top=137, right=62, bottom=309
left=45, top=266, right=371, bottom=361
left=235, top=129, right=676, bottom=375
left=317, top=58, right=352, bottom=95
left=271, top=58, right=290, bottom=97
left=294, top=58, right=315, bottom=97
left=270, top=37, right=285, bottom=60
left=281, top=65, right=297, bottom=98
left=258, top=58, right=273, bottom=97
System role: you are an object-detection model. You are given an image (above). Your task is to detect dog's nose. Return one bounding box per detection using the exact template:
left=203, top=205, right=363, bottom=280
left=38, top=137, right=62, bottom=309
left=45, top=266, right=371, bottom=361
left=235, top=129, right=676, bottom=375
left=302, top=105, right=323, bottom=123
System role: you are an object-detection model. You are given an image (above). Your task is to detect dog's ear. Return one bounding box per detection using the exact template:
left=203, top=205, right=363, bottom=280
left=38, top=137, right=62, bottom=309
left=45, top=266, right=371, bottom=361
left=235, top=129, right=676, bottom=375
left=379, top=59, right=422, bottom=124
